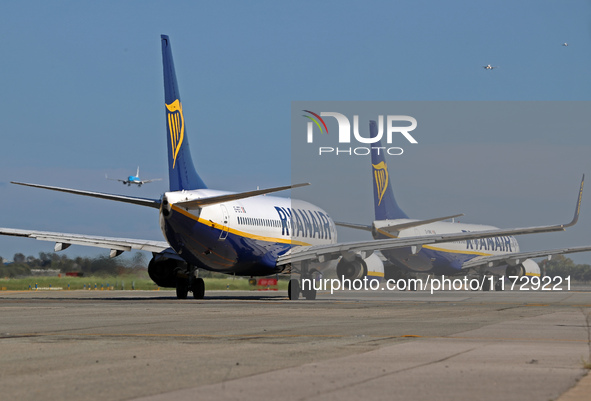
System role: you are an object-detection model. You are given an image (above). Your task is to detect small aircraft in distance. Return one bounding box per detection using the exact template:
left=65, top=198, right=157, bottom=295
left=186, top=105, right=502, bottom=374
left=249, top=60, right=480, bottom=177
left=483, top=64, right=498, bottom=70
left=562, top=43, right=568, bottom=47
left=106, top=167, right=162, bottom=187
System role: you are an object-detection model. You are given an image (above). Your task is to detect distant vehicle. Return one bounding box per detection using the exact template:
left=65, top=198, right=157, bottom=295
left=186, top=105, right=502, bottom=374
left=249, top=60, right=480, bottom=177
left=562, top=43, right=568, bottom=47
left=106, top=167, right=161, bottom=187
left=483, top=64, right=498, bottom=70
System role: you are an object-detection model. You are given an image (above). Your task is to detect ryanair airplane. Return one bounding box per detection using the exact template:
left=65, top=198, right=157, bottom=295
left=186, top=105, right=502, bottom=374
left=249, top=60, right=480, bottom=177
left=0, top=36, right=586, bottom=300
left=338, top=120, right=591, bottom=290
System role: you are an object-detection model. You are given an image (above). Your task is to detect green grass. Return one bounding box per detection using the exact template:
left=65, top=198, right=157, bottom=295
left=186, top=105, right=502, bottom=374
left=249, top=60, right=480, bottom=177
left=0, top=276, right=287, bottom=291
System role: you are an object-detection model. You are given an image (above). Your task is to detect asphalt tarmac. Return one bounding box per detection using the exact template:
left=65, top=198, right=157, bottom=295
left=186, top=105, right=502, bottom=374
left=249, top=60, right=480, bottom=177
left=1, top=288, right=590, bottom=401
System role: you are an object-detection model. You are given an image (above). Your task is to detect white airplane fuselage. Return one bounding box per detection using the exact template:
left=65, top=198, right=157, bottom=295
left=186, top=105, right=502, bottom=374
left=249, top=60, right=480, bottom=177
left=374, top=219, right=519, bottom=275
left=160, top=190, right=337, bottom=276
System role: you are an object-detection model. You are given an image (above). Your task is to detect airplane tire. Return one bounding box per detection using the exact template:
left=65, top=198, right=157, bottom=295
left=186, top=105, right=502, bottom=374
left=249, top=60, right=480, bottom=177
left=176, top=279, right=189, bottom=299
left=303, top=288, right=317, bottom=300
left=288, top=279, right=300, bottom=300
left=192, top=278, right=205, bottom=299
left=495, top=280, right=504, bottom=291
left=482, top=279, right=491, bottom=291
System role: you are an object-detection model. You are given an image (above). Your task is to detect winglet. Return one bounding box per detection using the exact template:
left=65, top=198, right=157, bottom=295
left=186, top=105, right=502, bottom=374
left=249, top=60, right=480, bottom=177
left=563, top=174, right=584, bottom=228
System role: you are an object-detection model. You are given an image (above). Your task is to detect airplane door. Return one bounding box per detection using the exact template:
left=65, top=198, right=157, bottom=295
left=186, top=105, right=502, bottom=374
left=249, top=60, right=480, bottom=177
left=219, top=204, right=230, bottom=240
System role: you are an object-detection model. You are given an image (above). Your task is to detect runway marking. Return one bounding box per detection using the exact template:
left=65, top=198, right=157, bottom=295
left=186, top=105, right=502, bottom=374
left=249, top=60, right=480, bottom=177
left=12, top=332, right=349, bottom=339
left=442, top=335, right=590, bottom=343
left=6, top=332, right=589, bottom=344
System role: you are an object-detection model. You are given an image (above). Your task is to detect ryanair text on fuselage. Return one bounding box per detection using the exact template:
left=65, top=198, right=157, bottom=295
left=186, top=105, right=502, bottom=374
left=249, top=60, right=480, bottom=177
left=275, top=206, right=332, bottom=239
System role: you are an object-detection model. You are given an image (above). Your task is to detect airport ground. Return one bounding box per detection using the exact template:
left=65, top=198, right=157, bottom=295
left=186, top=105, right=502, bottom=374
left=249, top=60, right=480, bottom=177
left=1, top=287, right=591, bottom=401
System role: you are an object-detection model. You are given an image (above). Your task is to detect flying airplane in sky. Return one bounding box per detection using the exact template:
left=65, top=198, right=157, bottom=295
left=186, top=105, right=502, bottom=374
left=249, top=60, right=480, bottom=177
left=0, top=36, right=586, bottom=301
left=337, top=121, right=590, bottom=290
left=562, top=43, right=569, bottom=47
left=106, top=167, right=161, bottom=187
left=483, top=64, right=498, bottom=70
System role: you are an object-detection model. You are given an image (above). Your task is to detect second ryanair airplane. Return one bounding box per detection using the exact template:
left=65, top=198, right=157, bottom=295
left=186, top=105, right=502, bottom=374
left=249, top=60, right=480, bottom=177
left=0, top=36, right=586, bottom=300
left=338, top=121, right=591, bottom=290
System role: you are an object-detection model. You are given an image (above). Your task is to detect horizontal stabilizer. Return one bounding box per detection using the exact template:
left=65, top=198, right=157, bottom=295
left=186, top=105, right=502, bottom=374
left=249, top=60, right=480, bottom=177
left=336, top=214, right=464, bottom=235
left=142, top=178, right=163, bottom=184
left=335, top=222, right=373, bottom=232
left=11, top=182, right=161, bottom=209
left=173, top=183, right=310, bottom=209
left=375, top=214, right=465, bottom=235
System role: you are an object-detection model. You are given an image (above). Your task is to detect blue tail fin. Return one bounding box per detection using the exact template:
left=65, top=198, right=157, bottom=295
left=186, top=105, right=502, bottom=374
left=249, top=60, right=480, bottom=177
left=161, top=35, right=207, bottom=191
left=370, top=120, right=408, bottom=220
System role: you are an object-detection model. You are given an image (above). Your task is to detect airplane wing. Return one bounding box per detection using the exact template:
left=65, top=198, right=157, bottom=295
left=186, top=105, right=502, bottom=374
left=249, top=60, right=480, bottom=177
left=460, top=245, right=591, bottom=271
left=105, top=174, right=126, bottom=183
left=140, top=178, right=163, bottom=184
left=277, top=222, right=578, bottom=266
left=277, top=175, right=584, bottom=267
left=0, top=227, right=171, bottom=258
left=11, top=182, right=161, bottom=209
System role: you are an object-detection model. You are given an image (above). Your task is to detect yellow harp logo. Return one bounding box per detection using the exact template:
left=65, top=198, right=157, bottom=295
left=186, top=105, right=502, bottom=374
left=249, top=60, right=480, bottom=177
left=166, top=99, right=184, bottom=169
left=372, top=162, right=389, bottom=206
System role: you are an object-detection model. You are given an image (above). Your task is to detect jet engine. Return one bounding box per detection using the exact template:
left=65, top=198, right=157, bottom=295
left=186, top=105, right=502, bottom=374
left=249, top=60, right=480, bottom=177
left=336, top=253, right=384, bottom=281
left=148, top=254, right=187, bottom=288
left=505, top=258, right=540, bottom=278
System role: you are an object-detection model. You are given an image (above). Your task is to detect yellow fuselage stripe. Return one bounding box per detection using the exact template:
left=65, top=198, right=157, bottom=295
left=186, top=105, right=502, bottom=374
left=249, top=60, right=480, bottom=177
left=170, top=205, right=312, bottom=246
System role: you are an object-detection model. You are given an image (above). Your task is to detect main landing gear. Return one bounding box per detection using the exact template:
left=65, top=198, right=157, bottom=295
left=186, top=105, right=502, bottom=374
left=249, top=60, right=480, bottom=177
left=288, top=261, right=317, bottom=300
left=175, top=268, right=205, bottom=299
left=385, top=266, right=417, bottom=291
left=288, top=278, right=316, bottom=300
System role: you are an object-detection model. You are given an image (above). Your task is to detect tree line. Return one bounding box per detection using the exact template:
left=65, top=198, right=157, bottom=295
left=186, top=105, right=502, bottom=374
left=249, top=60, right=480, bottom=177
left=0, top=252, right=148, bottom=278
left=541, top=254, right=591, bottom=282
left=1, top=251, right=590, bottom=282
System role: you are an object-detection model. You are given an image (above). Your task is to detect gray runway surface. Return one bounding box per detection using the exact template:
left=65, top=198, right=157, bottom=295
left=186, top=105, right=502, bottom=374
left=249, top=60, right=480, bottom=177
left=1, top=288, right=590, bottom=401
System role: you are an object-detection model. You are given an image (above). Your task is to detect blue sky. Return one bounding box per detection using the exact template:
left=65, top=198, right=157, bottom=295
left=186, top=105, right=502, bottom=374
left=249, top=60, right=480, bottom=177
left=0, top=1, right=590, bottom=263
